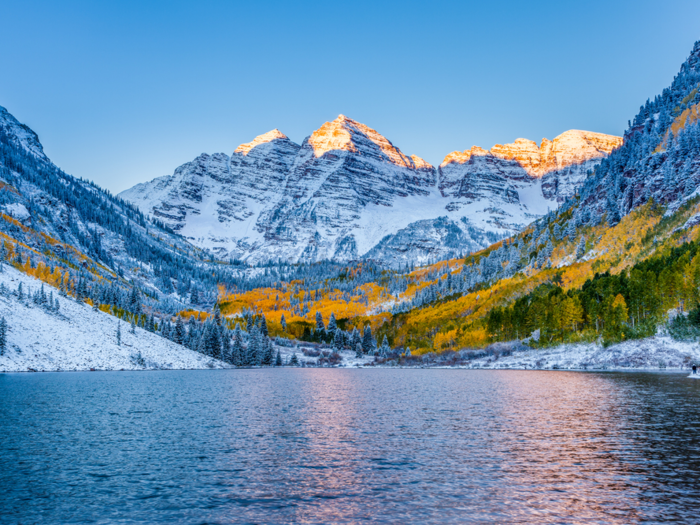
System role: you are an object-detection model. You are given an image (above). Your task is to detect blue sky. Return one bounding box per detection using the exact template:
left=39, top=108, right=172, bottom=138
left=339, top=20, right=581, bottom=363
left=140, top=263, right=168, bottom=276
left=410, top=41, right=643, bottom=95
left=1, top=0, right=699, bottom=193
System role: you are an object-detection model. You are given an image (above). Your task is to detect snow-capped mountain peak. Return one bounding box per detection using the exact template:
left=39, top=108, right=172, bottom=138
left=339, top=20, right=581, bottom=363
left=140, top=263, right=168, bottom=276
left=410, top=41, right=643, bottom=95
left=306, top=115, right=429, bottom=169
left=120, top=117, right=621, bottom=266
left=234, top=129, right=290, bottom=155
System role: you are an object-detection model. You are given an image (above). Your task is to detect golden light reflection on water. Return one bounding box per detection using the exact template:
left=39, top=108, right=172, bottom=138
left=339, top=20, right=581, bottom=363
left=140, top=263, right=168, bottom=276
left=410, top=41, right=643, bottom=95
left=192, top=370, right=700, bottom=523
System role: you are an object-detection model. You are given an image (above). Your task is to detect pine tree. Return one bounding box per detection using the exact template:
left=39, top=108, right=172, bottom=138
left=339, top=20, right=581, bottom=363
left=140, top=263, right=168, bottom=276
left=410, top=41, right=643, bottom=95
left=362, top=325, right=374, bottom=353
left=280, top=314, right=287, bottom=332
left=333, top=328, right=343, bottom=351
left=576, top=236, right=587, bottom=259
left=315, top=311, right=325, bottom=334
left=130, top=318, right=136, bottom=334
left=327, top=312, right=337, bottom=332
left=0, top=317, right=7, bottom=355
left=380, top=335, right=390, bottom=357
left=275, top=349, right=282, bottom=366
left=290, top=353, right=299, bottom=366
left=260, top=315, right=269, bottom=337
left=350, top=327, right=361, bottom=351
left=17, top=283, right=23, bottom=301
left=116, top=321, right=122, bottom=346
left=246, top=327, right=260, bottom=366
left=261, top=337, right=274, bottom=366
left=221, top=330, right=232, bottom=363
left=174, top=316, right=185, bottom=345
left=405, top=347, right=411, bottom=357
left=232, top=324, right=244, bottom=366
left=355, top=343, right=363, bottom=359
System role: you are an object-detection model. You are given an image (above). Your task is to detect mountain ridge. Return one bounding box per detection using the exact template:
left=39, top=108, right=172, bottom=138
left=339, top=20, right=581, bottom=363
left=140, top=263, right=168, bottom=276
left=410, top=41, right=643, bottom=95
left=120, top=116, right=621, bottom=267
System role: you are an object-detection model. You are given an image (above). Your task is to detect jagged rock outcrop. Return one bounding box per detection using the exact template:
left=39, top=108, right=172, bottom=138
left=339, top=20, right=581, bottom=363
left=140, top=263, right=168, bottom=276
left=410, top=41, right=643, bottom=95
left=120, top=129, right=300, bottom=254
left=439, top=130, right=622, bottom=205
left=120, top=115, right=621, bottom=265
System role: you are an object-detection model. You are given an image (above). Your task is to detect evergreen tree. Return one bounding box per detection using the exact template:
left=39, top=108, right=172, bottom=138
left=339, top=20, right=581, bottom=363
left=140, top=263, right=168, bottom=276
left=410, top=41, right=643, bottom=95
left=186, top=316, right=197, bottom=349
left=116, top=321, right=121, bottom=346
left=174, top=316, right=185, bottom=345
left=17, top=283, right=23, bottom=301
left=327, top=312, right=337, bottom=332
left=576, top=236, right=587, bottom=259
left=260, top=315, right=269, bottom=337
left=0, top=316, right=7, bottom=355
left=280, top=314, right=287, bottom=332
left=380, top=335, right=390, bottom=356
left=290, top=353, right=299, bottom=366
left=355, top=343, right=363, bottom=359
left=362, top=325, right=374, bottom=353
left=232, top=324, right=244, bottom=366
left=261, top=337, right=274, bottom=366
left=221, top=330, right=232, bottom=363
left=275, top=349, right=282, bottom=366
left=315, top=311, right=325, bottom=333
left=350, top=327, right=361, bottom=351
left=333, top=328, right=343, bottom=351
left=130, top=318, right=136, bottom=334
left=246, top=327, right=260, bottom=366
left=405, top=347, right=411, bottom=357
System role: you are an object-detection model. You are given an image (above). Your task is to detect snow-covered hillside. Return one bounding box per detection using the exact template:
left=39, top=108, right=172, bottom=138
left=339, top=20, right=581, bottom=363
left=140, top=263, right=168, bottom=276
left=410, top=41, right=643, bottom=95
left=463, top=336, right=700, bottom=371
left=120, top=116, right=621, bottom=267
left=0, top=266, right=225, bottom=372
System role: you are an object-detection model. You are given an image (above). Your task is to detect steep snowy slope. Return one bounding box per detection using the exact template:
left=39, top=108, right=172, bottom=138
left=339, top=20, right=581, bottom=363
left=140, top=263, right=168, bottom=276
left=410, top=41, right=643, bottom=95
left=120, top=116, right=621, bottom=265
left=0, top=266, right=225, bottom=372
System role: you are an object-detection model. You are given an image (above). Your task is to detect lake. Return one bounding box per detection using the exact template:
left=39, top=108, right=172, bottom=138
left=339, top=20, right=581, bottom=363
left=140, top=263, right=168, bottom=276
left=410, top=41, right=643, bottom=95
left=2, top=369, right=700, bottom=523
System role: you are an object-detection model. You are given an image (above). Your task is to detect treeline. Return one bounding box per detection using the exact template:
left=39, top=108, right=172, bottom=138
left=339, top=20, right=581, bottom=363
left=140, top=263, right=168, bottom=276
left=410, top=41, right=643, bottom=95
left=486, top=240, right=700, bottom=345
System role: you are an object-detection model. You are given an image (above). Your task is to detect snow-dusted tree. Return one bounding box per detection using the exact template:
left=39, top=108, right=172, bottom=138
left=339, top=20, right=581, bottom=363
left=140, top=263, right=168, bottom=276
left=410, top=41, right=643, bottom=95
left=260, top=315, right=269, bottom=337
left=355, top=343, right=363, bottom=359
left=333, top=328, right=343, bottom=351
left=327, top=312, right=337, bottom=333
left=173, top=316, right=185, bottom=344
left=362, top=325, right=374, bottom=353
left=232, top=324, right=244, bottom=366
left=350, top=327, right=361, bottom=351
left=221, top=330, right=231, bottom=363
left=576, top=237, right=587, bottom=259
left=315, top=311, right=325, bottom=333
left=380, top=335, right=390, bottom=356
left=275, top=349, right=282, bottom=367
left=280, top=314, right=287, bottom=332
left=116, top=321, right=121, bottom=346
left=404, top=347, right=411, bottom=357
left=0, top=317, right=6, bottom=355
left=246, top=327, right=260, bottom=366
left=290, top=353, right=299, bottom=366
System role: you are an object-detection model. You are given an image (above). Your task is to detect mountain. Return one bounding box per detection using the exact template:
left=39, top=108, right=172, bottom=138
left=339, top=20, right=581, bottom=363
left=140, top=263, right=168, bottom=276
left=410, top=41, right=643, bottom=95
left=120, top=117, right=621, bottom=267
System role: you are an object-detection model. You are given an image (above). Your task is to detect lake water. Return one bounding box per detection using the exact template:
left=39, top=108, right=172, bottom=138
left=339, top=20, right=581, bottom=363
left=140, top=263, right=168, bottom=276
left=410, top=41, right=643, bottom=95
left=2, top=369, right=700, bottom=524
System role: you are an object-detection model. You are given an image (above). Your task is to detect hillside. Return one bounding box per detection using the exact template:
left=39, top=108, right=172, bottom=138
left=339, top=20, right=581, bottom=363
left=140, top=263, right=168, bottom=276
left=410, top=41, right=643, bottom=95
left=0, top=265, right=225, bottom=372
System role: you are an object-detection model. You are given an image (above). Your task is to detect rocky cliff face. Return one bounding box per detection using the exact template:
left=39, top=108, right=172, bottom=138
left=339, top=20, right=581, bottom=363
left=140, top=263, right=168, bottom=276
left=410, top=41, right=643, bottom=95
left=439, top=130, right=622, bottom=204
left=120, top=116, right=621, bottom=266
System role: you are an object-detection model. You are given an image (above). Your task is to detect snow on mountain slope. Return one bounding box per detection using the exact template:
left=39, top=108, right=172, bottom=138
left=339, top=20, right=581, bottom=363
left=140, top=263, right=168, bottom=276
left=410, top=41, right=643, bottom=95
left=0, top=106, right=48, bottom=161
left=0, top=265, right=225, bottom=372
left=119, top=130, right=300, bottom=257
left=120, top=116, right=621, bottom=265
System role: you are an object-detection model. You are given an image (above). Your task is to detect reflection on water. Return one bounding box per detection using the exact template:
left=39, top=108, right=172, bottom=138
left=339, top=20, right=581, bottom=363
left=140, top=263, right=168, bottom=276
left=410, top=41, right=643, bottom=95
left=2, top=370, right=700, bottom=523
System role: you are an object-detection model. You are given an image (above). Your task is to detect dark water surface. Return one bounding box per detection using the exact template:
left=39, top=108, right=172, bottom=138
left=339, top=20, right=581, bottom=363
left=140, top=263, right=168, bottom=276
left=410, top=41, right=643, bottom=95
left=2, top=370, right=700, bottom=524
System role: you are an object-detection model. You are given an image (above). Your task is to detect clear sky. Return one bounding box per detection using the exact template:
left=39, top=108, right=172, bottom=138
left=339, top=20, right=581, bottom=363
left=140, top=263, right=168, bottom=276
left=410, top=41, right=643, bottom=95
left=1, top=0, right=699, bottom=193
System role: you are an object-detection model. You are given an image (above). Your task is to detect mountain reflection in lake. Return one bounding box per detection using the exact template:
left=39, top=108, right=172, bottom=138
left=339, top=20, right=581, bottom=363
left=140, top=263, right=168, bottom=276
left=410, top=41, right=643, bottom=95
left=2, top=369, right=700, bottom=523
